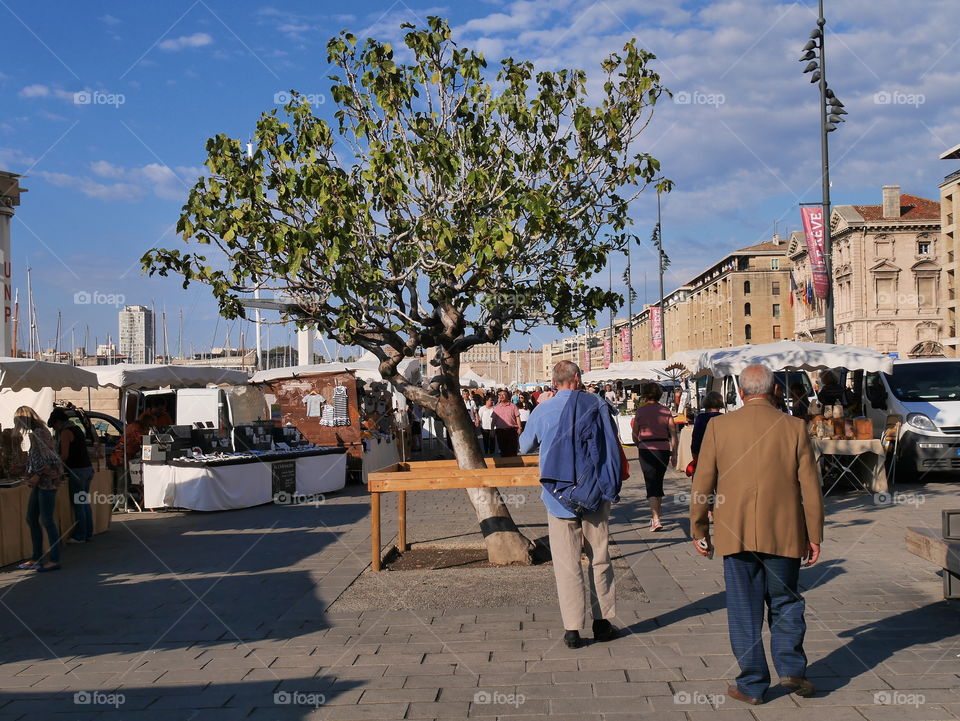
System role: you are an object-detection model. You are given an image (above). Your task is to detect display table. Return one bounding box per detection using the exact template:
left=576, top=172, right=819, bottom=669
left=362, top=436, right=401, bottom=482
left=0, top=469, right=113, bottom=566
left=675, top=426, right=694, bottom=471
left=617, top=415, right=634, bottom=445
left=811, top=438, right=887, bottom=495
left=142, top=449, right=347, bottom=511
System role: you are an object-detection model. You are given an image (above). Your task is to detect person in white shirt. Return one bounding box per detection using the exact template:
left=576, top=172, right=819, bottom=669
left=476, top=396, right=497, bottom=455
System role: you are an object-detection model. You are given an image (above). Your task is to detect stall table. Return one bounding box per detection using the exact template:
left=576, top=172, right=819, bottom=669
left=812, top=438, right=887, bottom=495
left=143, top=448, right=347, bottom=511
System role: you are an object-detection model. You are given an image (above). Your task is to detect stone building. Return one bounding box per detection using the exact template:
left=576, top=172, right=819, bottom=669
left=939, top=144, right=960, bottom=356
left=789, top=186, right=943, bottom=357
left=630, top=239, right=794, bottom=360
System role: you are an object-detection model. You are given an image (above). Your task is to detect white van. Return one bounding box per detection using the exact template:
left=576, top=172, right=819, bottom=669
left=862, top=358, right=960, bottom=481
left=699, top=370, right=815, bottom=413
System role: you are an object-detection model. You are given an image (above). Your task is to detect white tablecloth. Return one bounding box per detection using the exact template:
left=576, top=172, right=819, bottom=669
left=143, top=453, right=347, bottom=511
left=362, top=437, right=401, bottom=482
left=617, top=415, right=634, bottom=445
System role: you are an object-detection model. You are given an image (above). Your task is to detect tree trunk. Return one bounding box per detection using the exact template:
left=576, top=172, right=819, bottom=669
left=435, top=391, right=534, bottom=565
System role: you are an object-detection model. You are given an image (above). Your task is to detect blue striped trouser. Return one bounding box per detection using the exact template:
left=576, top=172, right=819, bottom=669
left=723, top=551, right=806, bottom=700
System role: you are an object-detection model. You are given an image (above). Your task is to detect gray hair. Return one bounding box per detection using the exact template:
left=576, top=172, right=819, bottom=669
left=553, top=360, right=581, bottom=386
left=739, top=363, right=775, bottom=396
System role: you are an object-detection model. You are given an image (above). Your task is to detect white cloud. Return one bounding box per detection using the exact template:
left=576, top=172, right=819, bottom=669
left=99, top=14, right=121, bottom=26
left=36, top=162, right=206, bottom=202
left=158, top=32, right=214, bottom=51
left=19, top=84, right=50, bottom=98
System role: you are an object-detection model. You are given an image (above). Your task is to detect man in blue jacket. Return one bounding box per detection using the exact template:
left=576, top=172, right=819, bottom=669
left=520, top=360, right=622, bottom=649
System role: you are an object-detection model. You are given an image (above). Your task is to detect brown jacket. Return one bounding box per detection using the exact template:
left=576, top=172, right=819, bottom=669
left=690, top=397, right=823, bottom=558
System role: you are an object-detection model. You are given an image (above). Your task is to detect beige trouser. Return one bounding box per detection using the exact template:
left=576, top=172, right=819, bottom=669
left=547, top=502, right=616, bottom=631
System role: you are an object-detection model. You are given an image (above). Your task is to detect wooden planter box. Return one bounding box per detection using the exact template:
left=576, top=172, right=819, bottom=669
left=367, top=456, right=541, bottom=571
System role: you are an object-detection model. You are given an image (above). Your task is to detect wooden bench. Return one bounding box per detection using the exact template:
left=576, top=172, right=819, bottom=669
left=366, top=456, right=541, bottom=571
left=905, top=521, right=960, bottom=599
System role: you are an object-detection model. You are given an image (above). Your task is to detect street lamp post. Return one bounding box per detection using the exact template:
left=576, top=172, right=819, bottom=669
left=653, top=191, right=669, bottom=361
left=800, top=0, right=846, bottom=344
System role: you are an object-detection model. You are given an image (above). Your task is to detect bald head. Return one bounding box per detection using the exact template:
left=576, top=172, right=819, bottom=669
left=553, top=360, right=581, bottom=389
left=739, top=363, right=774, bottom=397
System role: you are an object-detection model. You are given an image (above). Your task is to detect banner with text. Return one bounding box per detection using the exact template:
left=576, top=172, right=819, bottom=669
left=800, top=206, right=829, bottom=299
left=620, top=326, right=632, bottom=361
left=651, top=307, right=663, bottom=351
left=582, top=347, right=592, bottom=373
left=603, top=339, right=612, bottom=368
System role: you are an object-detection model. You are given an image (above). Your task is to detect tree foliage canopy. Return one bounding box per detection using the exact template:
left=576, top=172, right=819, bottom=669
left=144, top=17, right=671, bottom=403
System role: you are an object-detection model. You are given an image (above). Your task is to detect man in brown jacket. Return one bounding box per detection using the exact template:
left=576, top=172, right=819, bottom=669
left=691, top=363, right=824, bottom=705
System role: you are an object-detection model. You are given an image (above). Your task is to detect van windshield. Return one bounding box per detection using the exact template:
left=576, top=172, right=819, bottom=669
left=887, top=362, right=960, bottom=402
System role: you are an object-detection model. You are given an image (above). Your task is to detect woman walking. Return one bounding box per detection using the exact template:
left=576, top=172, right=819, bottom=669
left=15, top=406, right=66, bottom=571
left=49, top=407, right=95, bottom=544
left=631, top=383, right=678, bottom=532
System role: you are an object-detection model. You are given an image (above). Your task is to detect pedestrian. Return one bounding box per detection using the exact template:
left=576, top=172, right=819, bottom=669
left=520, top=361, right=625, bottom=648
left=492, top=389, right=522, bottom=457
left=690, top=363, right=823, bottom=705
left=690, top=391, right=724, bottom=460
left=48, top=408, right=95, bottom=544
left=631, top=382, right=678, bottom=531
left=476, top=396, right=497, bottom=455
left=461, top=389, right=478, bottom=425
left=15, top=406, right=66, bottom=572
left=518, top=398, right=532, bottom=432
left=789, top=383, right=811, bottom=420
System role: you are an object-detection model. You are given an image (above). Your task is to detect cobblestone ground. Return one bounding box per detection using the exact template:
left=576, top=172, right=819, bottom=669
left=0, top=454, right=958, bottom=720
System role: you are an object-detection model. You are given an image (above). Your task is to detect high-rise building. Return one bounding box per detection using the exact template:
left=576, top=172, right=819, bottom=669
left=939, top=144, right=960, bottom=357
left=118, top=305, right=155, bottom=364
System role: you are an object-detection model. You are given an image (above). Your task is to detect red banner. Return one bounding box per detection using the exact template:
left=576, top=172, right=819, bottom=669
left=800, top=206, right=829, bottom=299
left=603, top=339, right=612, bottom=368
left=581, top=346, right=592, bottom=373
left=651, top=307, right=662, bottom=351
left=620, top=326, right=632, bottom=361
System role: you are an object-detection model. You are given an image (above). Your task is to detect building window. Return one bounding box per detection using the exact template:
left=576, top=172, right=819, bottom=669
left=918, top=241, right=931, bottom=255
left=917, top=276, right=937, bottom=309
left=771, top=258, right=780, bottom=270
left=745, top=324, right=752, bottom=341
left=744, top=302, right=752, bottom=316
left=771, top=281, right=780, bottom=295
left=876, top=276, right=897, bottom=309
left=744, top=280, right=751, bottom=295
left=772, top=303, right=781, bottom=317
left=773, top=325, right=781, bottom=339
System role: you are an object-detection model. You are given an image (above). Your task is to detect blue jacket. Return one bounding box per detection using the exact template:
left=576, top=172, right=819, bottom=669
left=539, top=390, right=622, bottom=515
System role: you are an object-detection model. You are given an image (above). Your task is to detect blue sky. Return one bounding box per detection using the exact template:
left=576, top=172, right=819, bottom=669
left=2, top=0, right=958, bottom=356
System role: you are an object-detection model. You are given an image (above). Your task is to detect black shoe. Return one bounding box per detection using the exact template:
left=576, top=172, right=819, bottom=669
left=592, top=618, right=619, bottom=642
left=563, top=630, right=582, bottom=649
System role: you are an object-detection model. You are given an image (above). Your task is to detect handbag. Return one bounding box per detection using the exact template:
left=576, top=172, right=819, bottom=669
left=620, top=444, right=630, bottom=481
left=684, top=454, right=698, bottom=478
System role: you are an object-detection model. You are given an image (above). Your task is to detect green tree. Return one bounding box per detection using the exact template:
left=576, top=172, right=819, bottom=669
left=144, top=17, right=671, bottom=564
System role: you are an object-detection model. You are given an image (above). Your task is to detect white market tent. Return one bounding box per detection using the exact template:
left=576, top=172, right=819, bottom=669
left=692, top=341, right=894, bottom=378
left=458, top=369, right=497, bottom=389
left=0, top=358, right=99, bottom=391
left=581, top=361, right=671, bottom=384
left=249, top=355, right=421, bottom=386
left=93, top=364, right=250, bottom=390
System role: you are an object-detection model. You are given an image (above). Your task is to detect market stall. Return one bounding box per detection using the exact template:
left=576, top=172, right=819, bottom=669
left=250, top=360, right=413, bottom=483
left=0, top=359, right=113, bottom=566
left=691, top=342, right=894, bottom=491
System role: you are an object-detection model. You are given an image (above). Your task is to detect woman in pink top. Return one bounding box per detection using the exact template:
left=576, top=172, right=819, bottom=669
left=492, top=389, right=521, bottom=457
left=631, top=382, right=678, bottom=531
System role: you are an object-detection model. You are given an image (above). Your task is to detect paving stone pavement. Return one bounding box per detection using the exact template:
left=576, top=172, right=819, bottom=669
left=0, top=451, right=958, bottom=720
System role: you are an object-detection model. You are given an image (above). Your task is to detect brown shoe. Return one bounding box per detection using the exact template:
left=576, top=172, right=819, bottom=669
left=780, top=676, right=815, bottom=696
left=726, top=685, right=763, bottom=705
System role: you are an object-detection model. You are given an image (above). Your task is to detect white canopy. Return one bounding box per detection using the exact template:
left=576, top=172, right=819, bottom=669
left=93, top=364, right=250, bottom=390
left=582, top=361, right=671, bottom=384
left=0, top=358, right=99, bottom=391
left=459, top=369, right=497, bottom=388
left=250, top=355, right=420, bottom=386
left=693, top=341, right=895, bottom=378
